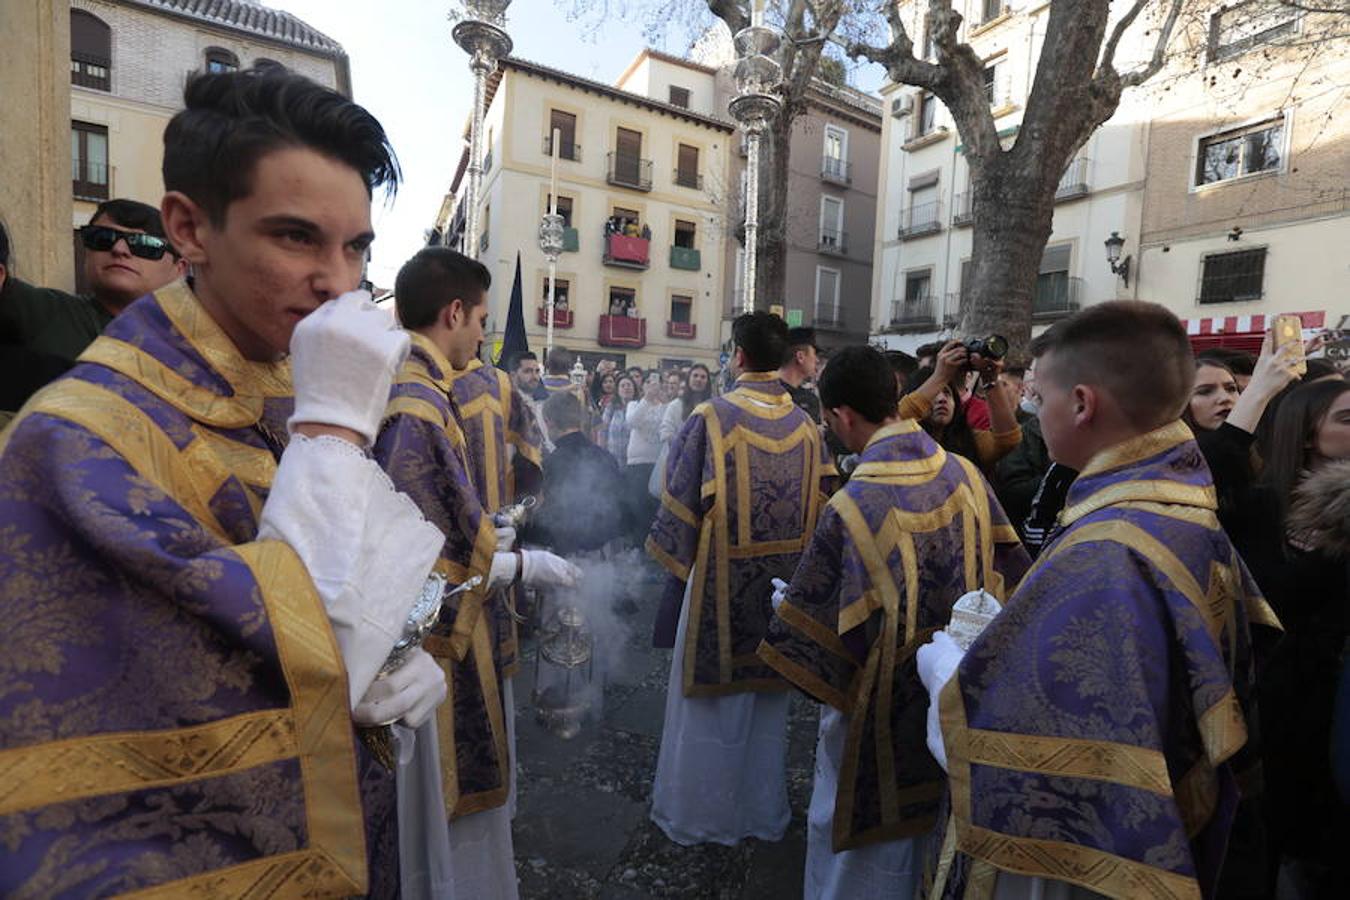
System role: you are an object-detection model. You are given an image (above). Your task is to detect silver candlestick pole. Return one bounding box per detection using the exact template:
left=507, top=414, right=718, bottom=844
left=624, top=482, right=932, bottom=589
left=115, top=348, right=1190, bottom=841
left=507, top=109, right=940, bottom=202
left=452, top=0, right=513, bottom=260
left=539, top=127, right=564, bottom=355
left=727, top=3, right=782, bottom=315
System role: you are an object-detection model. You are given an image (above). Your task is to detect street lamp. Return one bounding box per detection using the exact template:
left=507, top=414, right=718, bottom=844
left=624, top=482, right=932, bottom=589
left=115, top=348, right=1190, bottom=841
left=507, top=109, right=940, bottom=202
left=1104, top=231, right=1131, bottom=287
left=453, top=0, right=513, bottom=260
left=727, top=2, right=783, bottom=315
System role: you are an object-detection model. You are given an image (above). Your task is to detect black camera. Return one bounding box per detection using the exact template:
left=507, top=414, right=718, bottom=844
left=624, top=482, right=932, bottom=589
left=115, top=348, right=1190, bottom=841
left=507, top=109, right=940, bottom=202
left=963, top=335, right=1009, bottom=361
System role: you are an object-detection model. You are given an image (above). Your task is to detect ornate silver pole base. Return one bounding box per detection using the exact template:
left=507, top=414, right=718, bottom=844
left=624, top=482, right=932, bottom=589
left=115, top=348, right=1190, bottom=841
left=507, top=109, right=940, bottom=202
left=728, top=23, right=783, bottom=316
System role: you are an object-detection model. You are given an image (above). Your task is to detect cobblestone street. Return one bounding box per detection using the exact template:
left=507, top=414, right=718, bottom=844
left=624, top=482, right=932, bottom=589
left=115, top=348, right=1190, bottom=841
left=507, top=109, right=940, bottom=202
left=510, top=572, right=818, bottom=899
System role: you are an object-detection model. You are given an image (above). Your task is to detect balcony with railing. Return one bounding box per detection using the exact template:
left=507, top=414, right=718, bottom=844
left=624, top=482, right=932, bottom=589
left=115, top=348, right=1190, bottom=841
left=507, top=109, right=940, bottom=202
left=537, top=305, right=574, bottom=329
left=607, top=152, right=653, bottom=191
left=897, top=201, right=942, bottom=240
left=673, top=168, right=703, bottom=190
left=543, top=135, right=581, bottom=161
left=667, top=320, right=697, bottom=339
left=952, top=192, right=973, bottom=227
left=890, top=296, right=936, bottom=330
left=821, top=157, right=852, bottom=185
left=604, top=233, right=650, bottom=269
left=669, top=246, right=701, bottom=270
left=1055, top=158, right=1091, bottom=201
left=598, top=314, right=647, bottom=348
left=817, top=229, right=848, bottom=257
left=1033, top=275, right=1083, bottom=320
left=943, top=292, right=969, bottom=326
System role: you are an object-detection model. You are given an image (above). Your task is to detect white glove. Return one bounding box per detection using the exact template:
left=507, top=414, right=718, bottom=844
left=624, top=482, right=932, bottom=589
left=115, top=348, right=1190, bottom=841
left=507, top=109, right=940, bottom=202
left=770, top=578, right=789, bottom=612
left=494, top=524, right=517, bottom=552
left=521, top=550, right=581, bottom=589
left=352, top=649, right=447, bottom=729
left=489, top=551, right=520, bottom=588
left=916, top=630, right=965, bottom=772
left=288, top=290, right=411, bottom=447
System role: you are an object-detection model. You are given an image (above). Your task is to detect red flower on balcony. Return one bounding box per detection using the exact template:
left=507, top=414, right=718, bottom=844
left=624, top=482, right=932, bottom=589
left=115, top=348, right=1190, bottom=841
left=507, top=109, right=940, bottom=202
left=604, top=233, right=649, bottom=268
left=598, top=314, right=646, bottom=348
left=537, top=306, right=573, bottom=329
left=667, top=321, right=696, bottom=340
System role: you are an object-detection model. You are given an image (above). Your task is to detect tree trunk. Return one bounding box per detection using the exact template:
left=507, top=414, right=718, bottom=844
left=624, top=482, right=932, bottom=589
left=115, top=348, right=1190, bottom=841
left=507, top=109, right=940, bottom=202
left=960, top=156, right=1059, bottom=359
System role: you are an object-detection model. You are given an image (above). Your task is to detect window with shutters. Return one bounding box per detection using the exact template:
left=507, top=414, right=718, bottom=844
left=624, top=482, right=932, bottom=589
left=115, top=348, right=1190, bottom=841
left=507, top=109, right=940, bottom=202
left=1200, top=248, right=1266, bottom=304
left=1034, top=243, right=1074, bottom=315
left=1195, top=117, right=1285, bottom=187
left=547, top=109, right=579, bottom=160
left=546, top=194, right=574, bottom=227
left=205, top=47, right=239, bottom=74
left=668, top=86, right=691, bottom=108
left=71, top=121, right=109, bottom=201
left=675, top=144, right=700, bottom=189
left=916, top=93, right=938, bottom=137
left=814, top=267, right=840, bottom=324
left=674, top=219, right=696, bottom=249
left=70, top=10, right=111, bottom=91
left=1209, top=1, right=1299, bottom=61
left=819, top=196, right=844, bottom=250
left=670, top=293, right=693, bottom=324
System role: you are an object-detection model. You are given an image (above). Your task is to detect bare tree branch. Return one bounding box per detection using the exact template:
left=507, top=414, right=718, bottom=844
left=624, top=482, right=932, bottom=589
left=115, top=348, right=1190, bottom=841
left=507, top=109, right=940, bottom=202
left=1278, top=0, right=1350, bottom=14
left=1121, top=0, right=1187, bottom=86
left=844, top=0, right=942, bottom=92
left=1098, top=0, right=1154, bottom=77
left=706, top=0, right=748, bottom=34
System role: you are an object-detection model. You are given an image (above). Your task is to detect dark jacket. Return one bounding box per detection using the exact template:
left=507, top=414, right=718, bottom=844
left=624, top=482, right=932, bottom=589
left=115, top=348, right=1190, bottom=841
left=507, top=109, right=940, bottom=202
left=526, top=431, right=625, bottom=554
left=995, top=414, right=1049, bottom=535
left=0, top=277, right=113, bottom=411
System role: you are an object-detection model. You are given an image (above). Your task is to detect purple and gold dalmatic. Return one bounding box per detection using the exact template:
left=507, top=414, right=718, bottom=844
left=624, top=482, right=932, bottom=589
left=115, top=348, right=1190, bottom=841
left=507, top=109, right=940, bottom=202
left=375, top=334, right=510, bottom=819
left=0, top=283, right=397, bottom=897
left=647, top=372, right=835, bottom=697
left=448, top=359, right=542, bottom=678
left=932, top=422, right=1280, bottom=900
left=759, top=420, right=1028, bottom=852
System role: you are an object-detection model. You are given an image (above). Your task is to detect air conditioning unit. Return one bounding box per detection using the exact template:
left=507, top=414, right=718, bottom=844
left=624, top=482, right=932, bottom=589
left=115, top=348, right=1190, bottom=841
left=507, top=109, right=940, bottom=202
left=891, top=96, right=913, bottom=118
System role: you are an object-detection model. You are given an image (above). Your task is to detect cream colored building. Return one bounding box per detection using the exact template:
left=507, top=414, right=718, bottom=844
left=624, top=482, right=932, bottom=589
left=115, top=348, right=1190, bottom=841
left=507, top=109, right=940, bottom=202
left=1132, top=5, right=1349, bottom=350
left=870, top=0, right=1154, bottom=355
left=65, top=0, right=347, bottom=289
left=435, top=52, right=734, bottom=370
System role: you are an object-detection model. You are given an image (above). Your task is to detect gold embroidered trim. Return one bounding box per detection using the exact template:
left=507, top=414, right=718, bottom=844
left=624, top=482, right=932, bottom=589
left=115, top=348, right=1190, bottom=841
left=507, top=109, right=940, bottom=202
left=756, top=641, right=848, bottom=711
left=964, top=729, right=1172, bottom=796
left=0, top=710, right=296, bottom=816
left=79, top=338, right=263, bottom=428
left=120, top=848, right=353, bottom=899
left=774, top=599, right=852, bottom=661
left=1078, top=421, right=1195, bottom=479
left=1061, top=480, right=1217, bottom=527
left=155, top=281, right=292, bottom=399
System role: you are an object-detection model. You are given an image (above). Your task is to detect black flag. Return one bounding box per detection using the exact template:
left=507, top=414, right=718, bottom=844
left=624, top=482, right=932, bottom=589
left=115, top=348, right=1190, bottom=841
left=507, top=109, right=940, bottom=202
left=497, top=251, right=528, bottom=370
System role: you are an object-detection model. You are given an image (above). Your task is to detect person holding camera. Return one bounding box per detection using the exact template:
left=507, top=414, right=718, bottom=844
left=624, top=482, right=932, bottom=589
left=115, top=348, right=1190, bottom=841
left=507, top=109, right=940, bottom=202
left=900, top=338, right=1022, bottom=471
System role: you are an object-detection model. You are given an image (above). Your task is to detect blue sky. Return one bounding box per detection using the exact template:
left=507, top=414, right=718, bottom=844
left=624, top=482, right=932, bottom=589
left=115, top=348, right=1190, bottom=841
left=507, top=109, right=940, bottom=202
left=267, top=1, right=884, bottom=286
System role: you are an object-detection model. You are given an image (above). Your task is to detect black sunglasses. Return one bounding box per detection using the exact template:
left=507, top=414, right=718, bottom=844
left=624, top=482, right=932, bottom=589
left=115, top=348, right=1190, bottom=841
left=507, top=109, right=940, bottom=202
left=80, top=225, right=177, bottom=261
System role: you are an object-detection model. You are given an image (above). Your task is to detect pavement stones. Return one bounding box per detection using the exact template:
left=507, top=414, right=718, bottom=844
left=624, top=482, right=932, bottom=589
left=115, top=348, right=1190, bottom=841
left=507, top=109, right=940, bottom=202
left=511, top=567, right=817, bottom=899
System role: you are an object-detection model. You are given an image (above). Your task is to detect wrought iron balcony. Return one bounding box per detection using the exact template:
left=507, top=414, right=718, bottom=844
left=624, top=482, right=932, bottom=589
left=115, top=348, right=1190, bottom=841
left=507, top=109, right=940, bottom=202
left=603, top=233, right=649, bottom=269
left=1033, top=275, right=1083, bottom=320
left=669, top=246, right=701, bottom=270
left=598, top=314, right=647, bottom=348
left=543, top=135, right=581, bottom=161
left=821, top=157, right=852, bottom=185
left=897, top=201, right=942, bottom=240
left=673, top=168, right=703, bottom=190
left=817, top=229, right=848, bottom=256
left=606, top=152, right=653, bottom=191
left=1055, top=158, right=1091, bottom=201
left=537, top=305, right=574, bottom=329
left=890, top=296, right=936, bottom=330
left=952, top=192, right=973, bottom=227
left=943, top=292, right=969, bottom=326
left=667, top=320, right=697, bottom=339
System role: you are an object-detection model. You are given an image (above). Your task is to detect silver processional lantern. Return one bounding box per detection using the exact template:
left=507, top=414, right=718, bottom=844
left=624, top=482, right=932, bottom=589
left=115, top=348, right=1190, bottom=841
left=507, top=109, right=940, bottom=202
left=452, top=0, right=513, bottom=260
left=532, top=602, right=594, bottom=739
left=727, top=5, right=783, bottom=315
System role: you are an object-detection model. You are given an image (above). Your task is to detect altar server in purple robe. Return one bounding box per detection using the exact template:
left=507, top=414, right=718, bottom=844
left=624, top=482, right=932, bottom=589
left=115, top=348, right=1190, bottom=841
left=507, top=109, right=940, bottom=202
left=377, top=246, right=578, bottom=900
left=759, top=346, right=1029, bottom=899
left=647, top=311, right=835, bottom=846
left=0, top=67, right=450, bottom=897
left=918, top=302, right=1279, bottom=900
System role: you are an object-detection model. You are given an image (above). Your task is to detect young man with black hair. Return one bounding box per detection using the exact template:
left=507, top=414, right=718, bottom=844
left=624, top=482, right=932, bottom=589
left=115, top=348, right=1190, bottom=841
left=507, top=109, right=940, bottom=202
left=757, top=346, right=1027, bottom=899
left=380, top=245, right=576, bottom=899
left=647, top=311, right=835, bottom=846
left=0, top=199, right=186, bottom=408
left=780, top=326, right=823, bottom=423
left=536, top=344, right=589, bottom=450
left=917, top=301, right=1277, bottom=900
left=529, top=389, right=626, bottom=554
left=0, top=67, right=445, bottom=897
left=509, top=350, right=546, bottom=400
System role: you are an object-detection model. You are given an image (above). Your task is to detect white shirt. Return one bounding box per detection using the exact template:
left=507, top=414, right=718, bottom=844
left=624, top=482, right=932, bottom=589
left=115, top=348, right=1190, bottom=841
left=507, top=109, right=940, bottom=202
left=625, top=398, right=666, bottom=465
